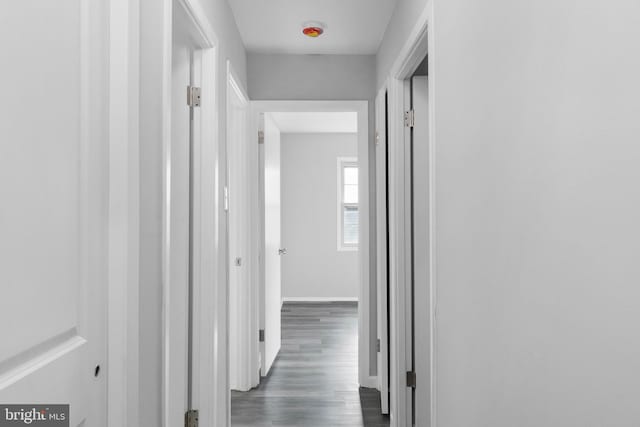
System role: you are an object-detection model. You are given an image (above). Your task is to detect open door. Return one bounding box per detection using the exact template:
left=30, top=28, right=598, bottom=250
left=228, top=65, right=252, bottom=391
left=260, top=113, right=282, bottom=377
left=376, top=89, right=390, bottom=414
left=411, top=75, right=432, bottom=426
left=0, top=1, right=108, bottom=424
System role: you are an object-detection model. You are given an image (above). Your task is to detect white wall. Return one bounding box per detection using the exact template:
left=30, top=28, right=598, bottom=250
left=138, top=0, right=247, bottom=425
left=248, top=53, right=378, bottom=374
left=281, top=133, right=359, bottom=299
left=379, top=0, right=640, bottom=425
left=248, top=53, right=375, bottom=102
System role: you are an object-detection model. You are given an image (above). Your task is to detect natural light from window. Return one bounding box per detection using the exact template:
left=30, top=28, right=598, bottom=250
left=338, top=158, right=358, bottom=250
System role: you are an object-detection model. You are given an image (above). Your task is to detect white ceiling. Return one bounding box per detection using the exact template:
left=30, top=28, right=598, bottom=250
left=228, top=0, right=398, bottom=55
left=269, top=112, right=357, bottom=133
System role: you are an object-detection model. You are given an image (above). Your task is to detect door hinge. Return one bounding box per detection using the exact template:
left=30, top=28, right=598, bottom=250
left=187, top=86, right=201, bottom=107
left=185, top=409, right=199, bottom=427
left=259, top=329, right=265, bottom=342
left=404, top=110, right=415, bottom=128
left=376, top=338, right=381, bottom=352
left=258, top=130, right=264, bottom=145
left=406, top=371, right=416, bottom=388
left=223, top=186, right=229, bottom=212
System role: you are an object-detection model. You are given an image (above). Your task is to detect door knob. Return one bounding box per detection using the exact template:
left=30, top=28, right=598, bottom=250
left=278, top=248, right=287, bottom=255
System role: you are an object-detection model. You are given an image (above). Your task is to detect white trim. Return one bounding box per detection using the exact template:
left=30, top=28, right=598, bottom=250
left=383, top=2, right=436, bottom=427
left=386, top=75, right=412, bottom=427
left=176, top=0, right=218, bottom=46
left=190, top=40, right=219, bottom=427
left=158, top=1, right=220, bottom=426
left=228, top=63, right=249, bottom=103
left=108, top=0, right=139, bottom=425
left=250, top=100, right=372, bottom=389
left=160, top=0, right=172, bottom=424
left=363, top=375, right=379, bottom=389
left=375, top=85, right=390, bottom=414
left=282, top=297, right=359, bottom=302
left=387, top=3, right=430, bottom=87
left=337, top=156, right=359, bottom=252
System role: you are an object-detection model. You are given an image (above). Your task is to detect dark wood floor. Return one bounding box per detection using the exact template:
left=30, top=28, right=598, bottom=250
left=231, top=302, right=390, bottom=426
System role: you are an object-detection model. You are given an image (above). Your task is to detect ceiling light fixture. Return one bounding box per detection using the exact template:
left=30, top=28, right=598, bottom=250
left=302, top=21, right=325, bottom=38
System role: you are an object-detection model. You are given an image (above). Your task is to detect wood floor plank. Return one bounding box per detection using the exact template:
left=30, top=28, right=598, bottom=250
left=231, top=302, right=390, bottom=426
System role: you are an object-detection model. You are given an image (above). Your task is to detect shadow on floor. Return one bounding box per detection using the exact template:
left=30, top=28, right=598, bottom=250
left=359, top=387, right=391, bottom=427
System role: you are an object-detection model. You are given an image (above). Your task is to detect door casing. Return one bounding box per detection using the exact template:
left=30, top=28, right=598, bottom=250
left=161, top=1, right=220, bottom=426
left=375, top=87, right=391, bottom=414
left=108, top=0, right=140, bottom=425
left=248, top=100, right=374, bottom=389
left=382, top=1, right=435, bottom=425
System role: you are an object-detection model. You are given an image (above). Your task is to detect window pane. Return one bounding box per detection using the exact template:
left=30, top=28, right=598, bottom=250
left=344, top=166, right=358, bottom=185
left=343, top=206, right=359, bottom=245
left=343, top=184, right=358, bottom=204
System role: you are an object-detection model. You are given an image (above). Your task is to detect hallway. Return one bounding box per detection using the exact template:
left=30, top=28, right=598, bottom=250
left=231, top=302, right=389, bottom=426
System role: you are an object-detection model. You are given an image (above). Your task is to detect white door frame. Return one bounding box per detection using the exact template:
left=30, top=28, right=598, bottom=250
left=248, top=100, right=375, bottom=388
left=382, top=2, right=435, bottom=426
left=188, top=18, right=220, bottom=427
left=161, top=1, right=220, bottom=426
left=375, top=87, right=390, bottom=414
left=108, top=0, right=140, bottom=425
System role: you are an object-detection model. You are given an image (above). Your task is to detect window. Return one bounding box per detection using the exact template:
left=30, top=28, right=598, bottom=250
left=338, top=157, right=358, bottom=251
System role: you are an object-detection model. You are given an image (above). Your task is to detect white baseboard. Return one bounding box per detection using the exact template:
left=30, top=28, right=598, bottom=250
left=282, top=296, right=359, bottom=302
left=360, top=375, right=378, bottom=389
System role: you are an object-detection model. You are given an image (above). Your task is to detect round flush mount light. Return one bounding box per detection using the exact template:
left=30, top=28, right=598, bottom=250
left=302, top=21, right=325, bottom=38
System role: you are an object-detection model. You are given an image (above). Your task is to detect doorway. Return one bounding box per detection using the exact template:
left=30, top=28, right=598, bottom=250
left=229, top=100, right=384, bottom=425
left=253, top=101, right=371, bottom=388
left=163, top=2, right=219, bottom=426
left=382, top=24, right=434, bottom=426
left=408, top=56, right=431, bottom=426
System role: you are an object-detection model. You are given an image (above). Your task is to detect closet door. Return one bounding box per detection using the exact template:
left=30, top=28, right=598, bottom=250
left=0, top=1, right=109, bottom=425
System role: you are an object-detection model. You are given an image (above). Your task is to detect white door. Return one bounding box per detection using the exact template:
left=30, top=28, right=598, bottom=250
left=0, top=1, right=108, bottom=425
left=375, top=90, right=390, bottom=414
left=228, top=70, right=251, bottom=391
left=262, top=114, right=282, bottom=376
left=411, top=75, right=431, bottom=426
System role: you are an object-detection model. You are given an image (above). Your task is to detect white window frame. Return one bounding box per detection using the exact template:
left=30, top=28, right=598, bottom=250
left=337, top=156, right=359, bottom=251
